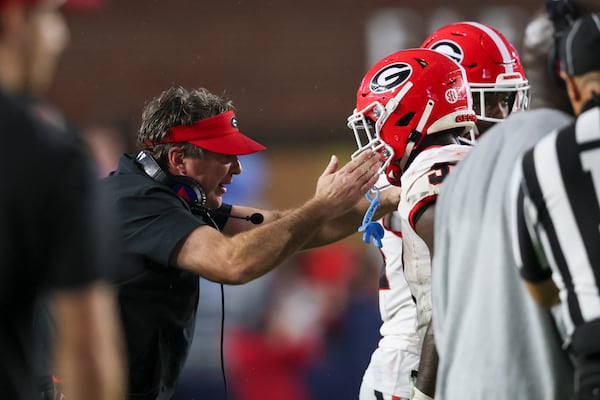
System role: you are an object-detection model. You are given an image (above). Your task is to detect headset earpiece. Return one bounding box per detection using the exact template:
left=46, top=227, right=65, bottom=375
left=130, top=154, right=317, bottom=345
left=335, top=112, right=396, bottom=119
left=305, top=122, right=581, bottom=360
left=135, top=150, right=207, bottom=208
left=169, top=175, right=207, bottom=207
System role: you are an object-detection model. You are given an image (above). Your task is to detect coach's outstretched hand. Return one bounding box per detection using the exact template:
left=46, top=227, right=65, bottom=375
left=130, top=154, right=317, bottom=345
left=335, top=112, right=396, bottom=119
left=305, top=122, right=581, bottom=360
left=314, top=150, right=380, bottom=219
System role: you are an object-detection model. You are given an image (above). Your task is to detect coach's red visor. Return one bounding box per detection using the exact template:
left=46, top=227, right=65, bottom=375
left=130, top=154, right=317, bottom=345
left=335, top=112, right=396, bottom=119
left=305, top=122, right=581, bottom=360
left=149, top=111, right=266, bottom=156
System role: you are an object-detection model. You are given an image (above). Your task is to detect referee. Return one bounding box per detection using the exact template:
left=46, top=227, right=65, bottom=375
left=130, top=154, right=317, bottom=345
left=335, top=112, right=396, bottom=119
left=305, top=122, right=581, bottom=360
left=512, top=13, right=600, bottom=400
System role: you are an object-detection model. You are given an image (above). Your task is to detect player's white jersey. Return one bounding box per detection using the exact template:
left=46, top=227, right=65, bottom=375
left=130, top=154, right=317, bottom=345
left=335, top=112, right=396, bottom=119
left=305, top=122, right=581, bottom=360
left=360, top=211, right=420, bottom=398
left=378, top=212, right=419, bottom=341
left=398, top=144, right=471, bottom=341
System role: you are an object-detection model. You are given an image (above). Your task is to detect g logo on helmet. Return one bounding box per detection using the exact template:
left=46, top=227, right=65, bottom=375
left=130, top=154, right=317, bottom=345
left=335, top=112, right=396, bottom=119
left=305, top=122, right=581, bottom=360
left=370, top=63, right=412, bottom=93
left=429, top=41, right=464, bottom=64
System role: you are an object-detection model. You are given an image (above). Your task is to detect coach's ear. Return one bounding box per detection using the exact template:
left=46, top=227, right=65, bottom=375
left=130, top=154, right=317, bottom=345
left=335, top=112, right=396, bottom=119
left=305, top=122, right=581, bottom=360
left=166, top=146, right=186, bottom=175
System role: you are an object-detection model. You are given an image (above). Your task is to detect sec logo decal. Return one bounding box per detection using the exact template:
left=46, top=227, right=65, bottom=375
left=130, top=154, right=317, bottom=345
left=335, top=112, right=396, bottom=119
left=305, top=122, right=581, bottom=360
left=445, top=88, right=459, bottom=104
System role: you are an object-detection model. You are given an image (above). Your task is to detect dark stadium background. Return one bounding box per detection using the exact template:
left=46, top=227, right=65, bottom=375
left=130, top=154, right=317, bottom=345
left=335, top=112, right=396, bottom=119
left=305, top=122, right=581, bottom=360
left=51, top=0, right=543, bottom=209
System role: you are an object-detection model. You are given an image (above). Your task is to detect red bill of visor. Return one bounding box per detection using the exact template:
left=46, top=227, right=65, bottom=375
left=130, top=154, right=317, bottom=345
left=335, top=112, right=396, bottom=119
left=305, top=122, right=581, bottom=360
left=151, top=110, right=266, bottom=156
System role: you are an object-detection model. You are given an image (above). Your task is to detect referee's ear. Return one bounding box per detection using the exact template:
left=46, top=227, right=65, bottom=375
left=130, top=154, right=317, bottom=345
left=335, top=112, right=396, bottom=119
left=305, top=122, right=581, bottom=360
left=560, top=70, right=587, bottom=114
left=560, top=71, right=578, bottom=98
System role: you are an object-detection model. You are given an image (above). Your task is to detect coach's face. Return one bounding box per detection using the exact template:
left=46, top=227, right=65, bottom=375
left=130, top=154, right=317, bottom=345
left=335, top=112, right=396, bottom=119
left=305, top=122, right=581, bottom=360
left=175, top=148, right=242, bottom=209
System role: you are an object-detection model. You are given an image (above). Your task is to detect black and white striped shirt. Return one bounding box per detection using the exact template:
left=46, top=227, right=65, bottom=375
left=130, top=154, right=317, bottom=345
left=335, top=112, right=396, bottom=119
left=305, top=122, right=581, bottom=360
left=512, top=98, right=600, bottom=339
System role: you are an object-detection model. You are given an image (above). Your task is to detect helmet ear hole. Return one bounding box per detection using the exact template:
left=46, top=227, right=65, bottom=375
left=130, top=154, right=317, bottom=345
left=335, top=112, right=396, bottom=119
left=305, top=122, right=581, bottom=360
left=395, top=112, right=415, bottom=127
left=447, top=126, right=469, bottom=137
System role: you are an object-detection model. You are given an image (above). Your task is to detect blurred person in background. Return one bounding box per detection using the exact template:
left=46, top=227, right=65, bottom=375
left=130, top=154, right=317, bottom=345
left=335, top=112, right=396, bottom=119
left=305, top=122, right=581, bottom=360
left=511, top=12, right=600, bottom=400
left=520, top=0, right=600, bottom=112
left=81, top=118, right=138, bottom=177
left=225, top=241, right=380, bottom=400
left=225, top=253, right=327, bottom=400
left=0, top=0, right=126, bottom=399
left=305, top=242, right=382, bottom=400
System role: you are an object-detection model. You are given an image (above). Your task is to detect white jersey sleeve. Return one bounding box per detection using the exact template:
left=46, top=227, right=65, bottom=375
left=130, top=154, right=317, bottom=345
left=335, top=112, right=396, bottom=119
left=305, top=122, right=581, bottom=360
left=398, top=144, right=470, bottom=340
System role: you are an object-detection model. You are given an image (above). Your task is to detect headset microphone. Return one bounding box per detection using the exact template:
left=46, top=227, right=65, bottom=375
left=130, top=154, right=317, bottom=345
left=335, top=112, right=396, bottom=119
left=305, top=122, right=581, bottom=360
left=191, top=205, right=264, bottom=225
left=227, top=212, right=264, bottom=225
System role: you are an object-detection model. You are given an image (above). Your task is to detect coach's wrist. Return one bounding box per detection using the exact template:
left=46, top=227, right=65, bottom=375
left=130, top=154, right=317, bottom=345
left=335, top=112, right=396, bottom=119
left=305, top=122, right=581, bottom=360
left=410, top=386, right=434, bottom=400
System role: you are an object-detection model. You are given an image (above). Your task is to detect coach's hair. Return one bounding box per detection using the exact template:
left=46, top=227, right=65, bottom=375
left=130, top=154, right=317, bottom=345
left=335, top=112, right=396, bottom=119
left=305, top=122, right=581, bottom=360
left=138, top=86, right=235, bottom=166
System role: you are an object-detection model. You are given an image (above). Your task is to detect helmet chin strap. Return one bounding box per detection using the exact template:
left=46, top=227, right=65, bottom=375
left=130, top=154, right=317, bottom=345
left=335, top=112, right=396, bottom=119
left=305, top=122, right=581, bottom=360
left=385, top=160, right=402, bottom=186
left=399, top=99, right=435, bottom=171
left=458, top=124, right=479, bottom=145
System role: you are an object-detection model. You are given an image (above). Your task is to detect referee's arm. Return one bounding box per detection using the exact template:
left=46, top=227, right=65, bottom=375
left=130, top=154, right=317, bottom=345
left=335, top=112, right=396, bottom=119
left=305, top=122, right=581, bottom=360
left=523, top=279, right=560, bottom=308
left=510, top=164, right=560, bottom=308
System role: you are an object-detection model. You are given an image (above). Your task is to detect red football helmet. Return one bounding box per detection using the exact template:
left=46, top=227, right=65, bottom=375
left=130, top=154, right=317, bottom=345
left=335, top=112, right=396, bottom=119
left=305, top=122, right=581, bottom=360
left=347, top=48, right=476, bottom=185
left=422, top=21, right=530, bottom=136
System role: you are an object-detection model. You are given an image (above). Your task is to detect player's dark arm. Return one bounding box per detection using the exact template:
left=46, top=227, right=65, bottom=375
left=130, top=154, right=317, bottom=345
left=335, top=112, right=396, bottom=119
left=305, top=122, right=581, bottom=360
left=413, top=203, right=438, bottom=398
left=414, top=202, right=436, bottom=255
left=415, top=320, right=438, bottom=398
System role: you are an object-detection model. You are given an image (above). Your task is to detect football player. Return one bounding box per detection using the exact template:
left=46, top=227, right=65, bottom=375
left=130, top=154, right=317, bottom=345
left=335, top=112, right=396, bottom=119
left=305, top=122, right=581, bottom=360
left=354, top=22, right=531, bottom=399
left=348, top=48, right=476, bottom=400
left=422, top=21, right=530, bottom=143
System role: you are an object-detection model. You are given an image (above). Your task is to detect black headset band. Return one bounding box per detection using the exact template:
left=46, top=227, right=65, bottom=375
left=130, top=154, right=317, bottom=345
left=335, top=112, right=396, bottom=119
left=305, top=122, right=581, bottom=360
left=135, top=150, right=207, bottom=207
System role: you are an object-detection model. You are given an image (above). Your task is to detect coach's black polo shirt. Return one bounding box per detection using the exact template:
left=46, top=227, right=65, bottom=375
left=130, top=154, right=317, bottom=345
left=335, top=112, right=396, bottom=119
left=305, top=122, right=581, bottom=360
left=103, top=154, right=229, bottom=399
